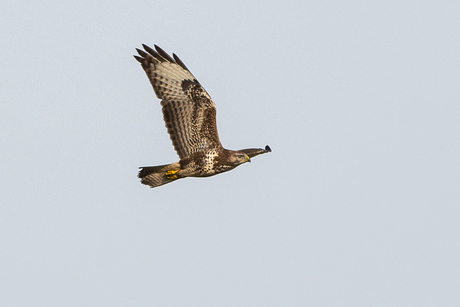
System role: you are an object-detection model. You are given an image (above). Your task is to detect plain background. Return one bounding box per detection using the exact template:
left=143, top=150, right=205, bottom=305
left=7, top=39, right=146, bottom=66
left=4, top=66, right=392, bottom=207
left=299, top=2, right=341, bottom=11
left=1, top=1, right=459, bottom=306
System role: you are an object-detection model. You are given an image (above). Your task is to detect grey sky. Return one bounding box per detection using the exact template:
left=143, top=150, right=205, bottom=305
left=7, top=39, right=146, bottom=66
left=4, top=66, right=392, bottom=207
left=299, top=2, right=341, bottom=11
left=1, top=1, right=459, bottom=306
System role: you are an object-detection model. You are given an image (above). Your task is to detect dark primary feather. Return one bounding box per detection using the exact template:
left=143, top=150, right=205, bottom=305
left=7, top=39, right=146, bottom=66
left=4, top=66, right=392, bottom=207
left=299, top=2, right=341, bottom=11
left=143, top=44, right=163, bottom=61
left=172, top=54, right=190, bottom=72
left=154, top=45, right=176, bottom=63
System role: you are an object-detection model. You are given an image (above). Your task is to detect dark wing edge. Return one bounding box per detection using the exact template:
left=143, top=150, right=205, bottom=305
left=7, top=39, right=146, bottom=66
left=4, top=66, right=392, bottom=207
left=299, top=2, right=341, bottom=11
left=134, top=44, right=192, bottom=73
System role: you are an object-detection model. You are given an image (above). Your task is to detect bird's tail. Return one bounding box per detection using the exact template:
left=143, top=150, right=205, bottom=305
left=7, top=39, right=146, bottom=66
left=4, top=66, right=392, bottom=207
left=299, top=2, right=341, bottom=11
left=138, top=162, right=181, bottom=188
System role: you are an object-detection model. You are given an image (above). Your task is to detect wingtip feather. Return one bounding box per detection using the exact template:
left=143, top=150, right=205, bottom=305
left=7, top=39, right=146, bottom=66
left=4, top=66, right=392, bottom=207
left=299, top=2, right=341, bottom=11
left=142, top=44, right=156, bottom=56
left=173, top=53, right=190, bottom=72
left=154, top=45, right=175, bottom=63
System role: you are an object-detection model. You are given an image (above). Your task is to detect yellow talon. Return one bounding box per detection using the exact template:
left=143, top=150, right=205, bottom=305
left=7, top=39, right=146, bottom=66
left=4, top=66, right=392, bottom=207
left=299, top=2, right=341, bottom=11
left=165, top=169, right=179, bottom=179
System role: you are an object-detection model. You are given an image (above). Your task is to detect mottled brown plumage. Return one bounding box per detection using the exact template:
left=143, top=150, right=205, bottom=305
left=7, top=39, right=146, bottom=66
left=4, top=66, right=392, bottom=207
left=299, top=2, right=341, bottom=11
left=134, top=44, right=271, bottom=188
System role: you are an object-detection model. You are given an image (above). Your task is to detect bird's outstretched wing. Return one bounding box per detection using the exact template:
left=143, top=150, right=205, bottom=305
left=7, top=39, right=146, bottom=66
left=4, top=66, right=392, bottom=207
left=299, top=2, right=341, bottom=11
left=134, top=44, right=222, bottom=159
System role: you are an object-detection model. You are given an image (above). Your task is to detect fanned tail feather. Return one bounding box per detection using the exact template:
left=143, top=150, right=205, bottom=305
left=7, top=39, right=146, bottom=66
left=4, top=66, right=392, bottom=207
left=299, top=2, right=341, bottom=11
left=138, top=162, right=180, bottom=188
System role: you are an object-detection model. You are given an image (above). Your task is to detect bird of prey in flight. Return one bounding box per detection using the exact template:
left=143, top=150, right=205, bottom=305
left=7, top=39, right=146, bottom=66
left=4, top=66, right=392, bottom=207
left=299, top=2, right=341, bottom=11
left=134, top=44, right=271, bottom=188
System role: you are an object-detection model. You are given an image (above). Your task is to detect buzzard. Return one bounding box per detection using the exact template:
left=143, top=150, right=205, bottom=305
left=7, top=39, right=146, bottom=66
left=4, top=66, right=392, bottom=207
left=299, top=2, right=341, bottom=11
left=134, top=44, right=271, bottom=188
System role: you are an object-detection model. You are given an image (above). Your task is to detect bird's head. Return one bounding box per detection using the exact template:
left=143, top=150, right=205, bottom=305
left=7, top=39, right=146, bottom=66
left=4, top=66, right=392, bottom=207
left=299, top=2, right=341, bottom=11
left=229, top=151, right=251, bottom=166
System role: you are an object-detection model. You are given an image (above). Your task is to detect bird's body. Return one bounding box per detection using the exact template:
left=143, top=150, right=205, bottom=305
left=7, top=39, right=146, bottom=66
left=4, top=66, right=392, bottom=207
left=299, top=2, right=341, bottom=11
left=134, top=44, right=270, bottom=188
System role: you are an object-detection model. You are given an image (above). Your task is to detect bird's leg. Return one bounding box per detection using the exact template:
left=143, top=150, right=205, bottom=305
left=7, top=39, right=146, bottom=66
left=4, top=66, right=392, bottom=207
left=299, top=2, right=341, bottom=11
left=165, top=169, right=179, bottom=179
